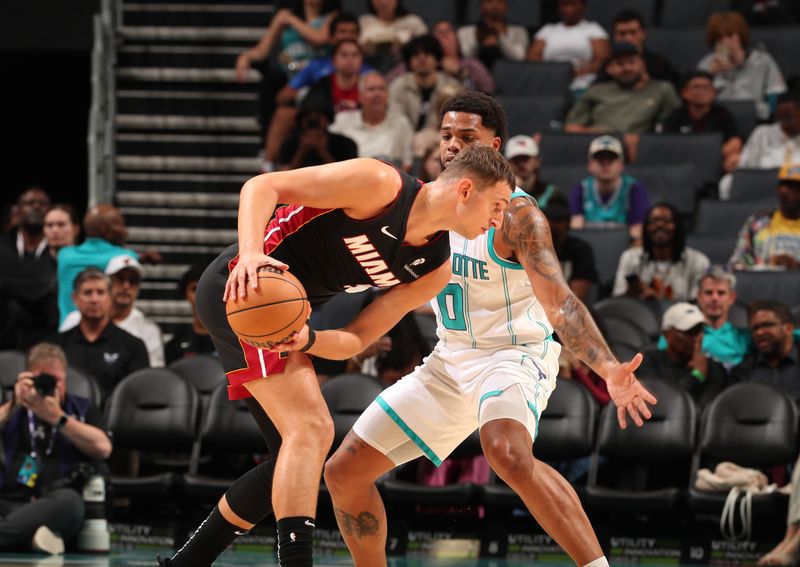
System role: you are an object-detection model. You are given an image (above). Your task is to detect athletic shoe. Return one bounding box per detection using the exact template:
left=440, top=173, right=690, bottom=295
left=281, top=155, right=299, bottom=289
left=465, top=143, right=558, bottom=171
left=31, top=526, right=64, bottom=555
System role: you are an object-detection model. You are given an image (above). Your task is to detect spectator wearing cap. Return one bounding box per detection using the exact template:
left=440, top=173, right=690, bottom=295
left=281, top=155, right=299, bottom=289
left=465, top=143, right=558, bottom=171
left=730, top=163, right=800, bottom=270
left=165, top=265, right=217, bottom=365
left=329, top=71, right=415, bottom=170
left=659, top=70, right=743, bottom=173
left=544, top=196, right=598, bottom=303
left=565, top=41, right=681, bottom=158
left=52, top=267, right=149, bottom=398
left=568, top=135, right=651, bottom=242
left=639, top=302, right=727, bottom=409
left=59, top=256, right=164, bottom=368
left=504, top=135, right=561, bottom=208
left=731, top=300, right=800, bottom=400
left=389, top=35, right=464, bottom=133
left=603, top=9, right=678, bottom=85
left=613, top=202, right=710, bottom=301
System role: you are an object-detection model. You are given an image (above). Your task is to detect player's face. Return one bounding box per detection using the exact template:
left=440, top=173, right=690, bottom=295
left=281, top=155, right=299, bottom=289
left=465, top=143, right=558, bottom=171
left=697, top=278, right=735, bottom=321
left=456, top=180, right=511, bottom=239
left=440, top=111, right=501, bottom=169
left=74, top=278, right=111, bottom=322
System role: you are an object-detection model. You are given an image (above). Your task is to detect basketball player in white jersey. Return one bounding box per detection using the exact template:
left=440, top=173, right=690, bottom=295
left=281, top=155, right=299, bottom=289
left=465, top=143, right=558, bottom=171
left=321, top=92, right=657, bottom=567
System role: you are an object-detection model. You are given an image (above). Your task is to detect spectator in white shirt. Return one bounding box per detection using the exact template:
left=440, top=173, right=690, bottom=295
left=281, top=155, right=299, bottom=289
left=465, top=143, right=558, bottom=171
left=528, top=0, right=610, bottom=93
left=457, top=0, right=529, bottom=68
left=330, top=71, right=414, bottom=170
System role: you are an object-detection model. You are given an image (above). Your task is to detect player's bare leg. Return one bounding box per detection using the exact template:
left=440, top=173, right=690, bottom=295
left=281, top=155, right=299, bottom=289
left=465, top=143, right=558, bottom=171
left=759, top=525, right=800, bottom=565
left=324, top=431, right=397, bottom=567
left=480, top=418, right=605, bottom=566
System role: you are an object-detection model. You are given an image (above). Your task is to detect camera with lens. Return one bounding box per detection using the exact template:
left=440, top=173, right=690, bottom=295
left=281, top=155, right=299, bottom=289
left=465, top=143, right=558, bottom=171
left=33, top=373, right=57, bottom=397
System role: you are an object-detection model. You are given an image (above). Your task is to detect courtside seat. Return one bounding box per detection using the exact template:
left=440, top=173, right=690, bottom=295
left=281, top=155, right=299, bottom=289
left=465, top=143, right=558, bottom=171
left=0, top=350, right=25, bottom=399
left=496, top=95, right=568, bottom=137
left=585, top=379, right=697, bottom=511
left=733, top=270, right=800, bottom=307
left=493, top=61, right=573, bottom=97
left=182, top=382, right=266, bottom=500
left=66, top=367, right=103, bottom=409
left=570, top=228, right=630, bottom=297
left=594, top=296, right=661, bottom=341
left=600, top=316, right=649, bottom=349
left=688, top=384, right=797, bottom=527
left=106, top=368, right=199, bottom=498
left=482, top=379, right=597, bottom=507
left=169, top=354, right=227, bottom=404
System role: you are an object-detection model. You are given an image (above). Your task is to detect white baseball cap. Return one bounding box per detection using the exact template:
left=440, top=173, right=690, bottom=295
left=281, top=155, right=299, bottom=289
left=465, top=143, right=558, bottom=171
left=588, top=135, right=623, bottom=159
left=105, top=254, right=143, bottom=277
left=661, top=302, right=707, bottom=332
left=504, top=135, right=539, bottom=160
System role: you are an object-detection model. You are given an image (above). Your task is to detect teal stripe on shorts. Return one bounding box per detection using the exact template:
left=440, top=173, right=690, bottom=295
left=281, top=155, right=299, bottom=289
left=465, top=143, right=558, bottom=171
left=376, top=395, right=442, bottom=466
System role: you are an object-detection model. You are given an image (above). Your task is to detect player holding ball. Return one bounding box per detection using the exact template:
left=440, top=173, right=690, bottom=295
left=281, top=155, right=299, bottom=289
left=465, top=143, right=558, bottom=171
left=159, top=147, right=516, bottom=567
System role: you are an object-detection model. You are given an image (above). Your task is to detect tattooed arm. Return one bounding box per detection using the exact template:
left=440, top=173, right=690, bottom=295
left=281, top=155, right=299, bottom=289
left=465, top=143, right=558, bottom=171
left=501, top=198, right=656, bottom=427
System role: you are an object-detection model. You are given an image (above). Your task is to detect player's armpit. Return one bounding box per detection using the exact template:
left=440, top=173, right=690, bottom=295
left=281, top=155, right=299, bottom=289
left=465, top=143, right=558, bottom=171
left=500, top=201, right=616, bottom=372
left=309, top=262, right=450, bottom=361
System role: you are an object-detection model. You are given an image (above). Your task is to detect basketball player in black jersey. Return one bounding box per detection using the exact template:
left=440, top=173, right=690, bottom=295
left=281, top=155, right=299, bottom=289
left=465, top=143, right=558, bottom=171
left=323, top=92, right=656, bottom=567
left=158, top=146, right=516, bottom=567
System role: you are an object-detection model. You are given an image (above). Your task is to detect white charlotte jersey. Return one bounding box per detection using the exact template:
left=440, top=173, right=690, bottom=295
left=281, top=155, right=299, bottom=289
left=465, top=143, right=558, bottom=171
left=431, top=193, right=555, bottom=350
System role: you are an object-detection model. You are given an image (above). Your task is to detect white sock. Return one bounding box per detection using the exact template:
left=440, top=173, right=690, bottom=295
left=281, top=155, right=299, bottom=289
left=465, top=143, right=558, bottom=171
left=582, top=556, right=609, bottom=567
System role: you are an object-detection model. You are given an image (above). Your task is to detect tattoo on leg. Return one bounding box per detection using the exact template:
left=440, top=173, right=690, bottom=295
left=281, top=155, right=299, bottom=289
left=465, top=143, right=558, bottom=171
left=343, top=431, right=369, bottom=455
left=334, top=508, right=380, bottom=538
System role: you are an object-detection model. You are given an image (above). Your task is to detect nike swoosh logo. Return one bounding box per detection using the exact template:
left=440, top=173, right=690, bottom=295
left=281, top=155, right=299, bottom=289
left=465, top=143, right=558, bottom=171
left=304, top=520, right=316, bottom=528
left=381, top=225, right=398, bottom=240
left=234, top=530, right=248, bottom=536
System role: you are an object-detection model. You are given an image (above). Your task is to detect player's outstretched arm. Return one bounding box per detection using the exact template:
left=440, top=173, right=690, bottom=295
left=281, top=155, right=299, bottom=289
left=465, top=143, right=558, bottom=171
left=271, top=262, right=451, bottom=360
left=501, top=199, right=657, bottom=428
left=226, top=158, right=403, bottom=301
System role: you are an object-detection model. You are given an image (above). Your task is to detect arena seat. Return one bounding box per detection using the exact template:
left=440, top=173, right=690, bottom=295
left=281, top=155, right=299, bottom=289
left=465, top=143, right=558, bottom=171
left=66, top=367, right=103, bottom=409
left=625, top=163, right=699, bottom=216
left=729, top=168, right=780, bottom=202
left=659, top=0, right=730, bottom=27
left=106, top=368, right=199, bottom=497
left=645, top=28, right=707, bottom=73
left=570, top=227, right=630, bottom=295
left=493, top=61, right=573, bottom=97
left=0, top=350, right=25, bottom=399
left=481, top=378, right=598, bottom=508
left=585, top=378, right=697, bottom=511
left=495, top=95, right=568, bottom=137
left=720, top=100, right=757, bottom=140
left=321, top=373, right=385, bottom=456
left=182, top=382, right=267, bottom=499
left=586, top=0, right=656, bottom=28
left=599, top=316, right=649, bottom=348
left=594, top=296, right=661, bottom=341
left=732, top=270, right=800, bottom=307
left=169, top=354, right=227, bottom=403
left=685, top=234, right=735, bottom=265
left=637, top=133, right=723, bottom=186
left=693, top=199, right=775, bottom=237
left=464, top=0, right=542, bottom=28
left=540, top=133, right=612, bottom=166
left=751, top=27, right=800, bottom=78
left=688, top=383, right=797, bottom=532
left=539, top=164, right=585, bottom=194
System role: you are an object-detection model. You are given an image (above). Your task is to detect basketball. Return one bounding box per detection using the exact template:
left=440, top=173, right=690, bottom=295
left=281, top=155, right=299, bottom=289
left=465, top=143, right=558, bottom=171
left=225, top=266, right=310, bottom=349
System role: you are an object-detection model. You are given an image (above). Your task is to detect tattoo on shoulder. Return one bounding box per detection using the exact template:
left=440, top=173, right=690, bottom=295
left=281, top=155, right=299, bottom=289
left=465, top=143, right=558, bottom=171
left=500, top=200, right=562, bottom=282
left=334, top=508, right=380, bottom=538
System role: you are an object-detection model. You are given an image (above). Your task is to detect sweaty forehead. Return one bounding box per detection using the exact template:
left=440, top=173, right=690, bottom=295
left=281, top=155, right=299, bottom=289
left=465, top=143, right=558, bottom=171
left=442, top=111, right=488, bottom=133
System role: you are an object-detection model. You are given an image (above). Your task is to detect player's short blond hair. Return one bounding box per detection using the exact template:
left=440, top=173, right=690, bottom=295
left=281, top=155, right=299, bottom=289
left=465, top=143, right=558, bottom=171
left=439, top=145, right=516, bottom=193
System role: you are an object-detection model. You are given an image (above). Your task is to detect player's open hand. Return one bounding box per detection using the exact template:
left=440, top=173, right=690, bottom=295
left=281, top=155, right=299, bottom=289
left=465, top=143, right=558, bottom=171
left=224, top=252, right=289, bottom=302
left=605, top=353, right=657, bottom=429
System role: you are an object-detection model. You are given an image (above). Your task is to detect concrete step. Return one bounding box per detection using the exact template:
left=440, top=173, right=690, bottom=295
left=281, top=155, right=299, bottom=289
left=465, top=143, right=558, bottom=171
left=130, top=226, right=236, bottom=244
left=122, top=3, right=272, bottom=28
left=116, top=154, right=261, bottom=173
left=117, top=66, right=259, bottom=84
left=119, top=26, right=264, bottom=42
left=118, top=45, right=247, bottom=69
left=117, top=132, right=261, bottom=157
left=137, top=299, right=193, bottom=317
left=118, top=190, right=240, bottom=208
left=116, top=113, right=260, bottom=132
left=122, top=206, right=237, bottom=229
left=116, top=172, right=249, bottom=193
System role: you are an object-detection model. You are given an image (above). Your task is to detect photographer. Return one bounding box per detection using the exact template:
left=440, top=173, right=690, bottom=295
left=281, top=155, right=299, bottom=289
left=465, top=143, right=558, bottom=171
left=0, top=343, right=112, bottom=555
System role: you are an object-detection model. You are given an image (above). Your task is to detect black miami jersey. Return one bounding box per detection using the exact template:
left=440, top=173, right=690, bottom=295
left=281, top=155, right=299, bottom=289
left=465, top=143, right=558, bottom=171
left=222, top=168, right=450, bottom=307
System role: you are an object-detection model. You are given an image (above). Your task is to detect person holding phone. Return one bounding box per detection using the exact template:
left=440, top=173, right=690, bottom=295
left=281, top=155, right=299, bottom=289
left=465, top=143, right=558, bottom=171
left=0, top=343, right=112, bottom=555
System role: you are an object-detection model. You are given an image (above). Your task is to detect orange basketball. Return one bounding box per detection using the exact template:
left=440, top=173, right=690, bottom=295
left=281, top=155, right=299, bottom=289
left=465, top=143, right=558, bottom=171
left=225, top=267, right=310, bottom=349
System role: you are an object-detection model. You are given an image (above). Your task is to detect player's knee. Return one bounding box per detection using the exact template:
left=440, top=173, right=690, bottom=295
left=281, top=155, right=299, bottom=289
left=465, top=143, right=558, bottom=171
left=285, top=413, right=334, bottom=454
left=323, top=454, right=349, bottom=495
left=483, top=437, right=533, bottom=483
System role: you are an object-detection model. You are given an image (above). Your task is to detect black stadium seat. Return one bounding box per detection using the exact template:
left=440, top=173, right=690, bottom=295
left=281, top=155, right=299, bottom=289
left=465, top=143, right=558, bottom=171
left=693, top=199, right=775, bottom=237
left=637, top=133, right=723, bottom=186
left=720, top=100, right=757, bottom=139
left=659, top=0, right=730, bottom=27
left=169, top=354, right=227, bottom=402
left=685, top=234, right=735, bottom=265
left=586, top=0, right=656, bottom=28
left=585, top=378, right=697, bottom=512
left=540, top=133, right=610, bottom=166
left=493, top=60, right=573, bottom=97
left=625, top=163, right=699, bottom=216
left=496, top=94, right=568, bottom=137
left=571, top=227, right=630, bottom=295
left=464, top=0, right=542, bottom=28
left=66, top=366, right=102, bottom=408
left=600, top=316, right=649, bottom=349
left=729, top=168, right=780, bottom=202
left=321, top=373, right=384, bottom=455
left=688, top=383, right=797, bottom=534
left=645, top=28, right=708, bottom=74
left=733, top=270, right=800, bottom=306
left=594, top=296, right=661, bottom=340
left=0, top=350, right=25, bottom=399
